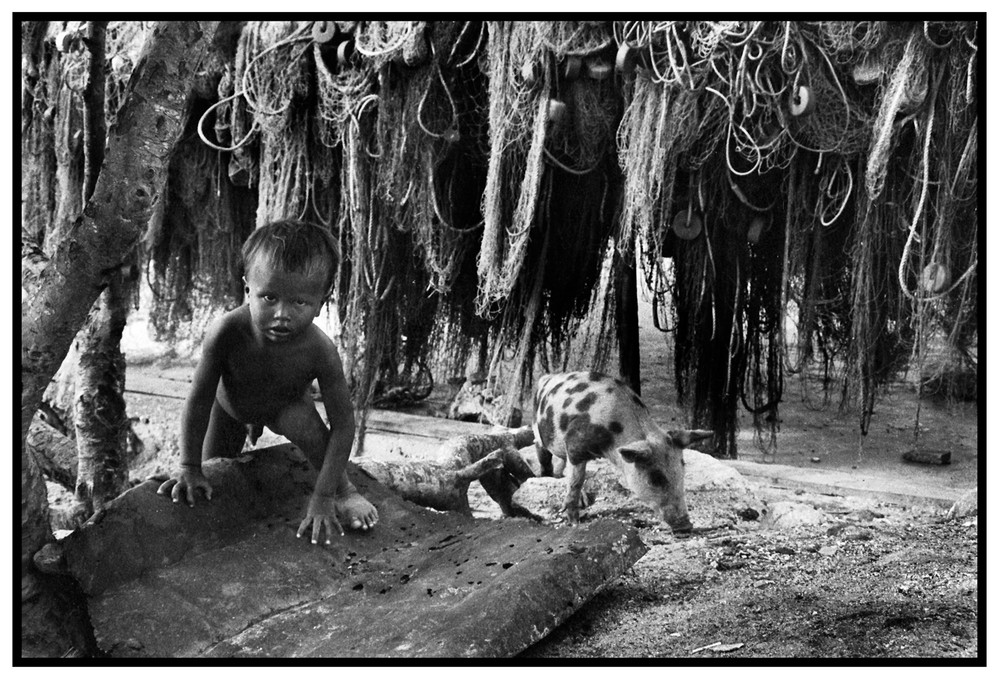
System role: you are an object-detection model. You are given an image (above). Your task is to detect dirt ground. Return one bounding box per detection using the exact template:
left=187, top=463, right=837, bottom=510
left=89, top=291, right=980, bottom=660
left=516, top=300, right=979, bottom=659
left=512, top=298, right=979, bottom=659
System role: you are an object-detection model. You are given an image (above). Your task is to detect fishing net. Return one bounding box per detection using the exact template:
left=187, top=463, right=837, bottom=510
left=475, top=22, right=551, bottom=317
left=99, top=18, right=973, bottom=457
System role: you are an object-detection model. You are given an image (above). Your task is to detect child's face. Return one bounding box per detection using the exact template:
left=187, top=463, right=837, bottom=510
left=244, top=262, right=328, bottom=344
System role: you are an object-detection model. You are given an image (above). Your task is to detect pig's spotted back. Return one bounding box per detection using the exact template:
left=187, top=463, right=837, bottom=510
left=533, top=371, right=650, bottom=462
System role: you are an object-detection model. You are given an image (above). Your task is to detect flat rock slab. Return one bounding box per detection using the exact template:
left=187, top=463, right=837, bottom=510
left=60, top=444, right=646, bottom=658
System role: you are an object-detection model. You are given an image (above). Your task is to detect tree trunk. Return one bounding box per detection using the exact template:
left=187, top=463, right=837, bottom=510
left=22, top=22, right=58, bottom=246
left=358, top=452, right=505, bottom=515
left=356, top=427, right=538, bottom=517
left=70, top=21, right=133, bottom=515
left=82, top=22, right=107, bottom=202
left=20, top=21, right=218, bottom=653
left=26, top=416, right=78, bottom=491
left=73, top=262, right=137, bottom=512
left=45, top=68, right=85, bottom=253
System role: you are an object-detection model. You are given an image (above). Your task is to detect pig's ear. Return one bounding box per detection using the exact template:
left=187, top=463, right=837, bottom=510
left=618, top=440, right=653, bottom=463
left=668, top=429, right=714, bottom=449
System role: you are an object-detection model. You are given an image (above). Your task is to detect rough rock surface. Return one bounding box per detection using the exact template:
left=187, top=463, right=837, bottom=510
left=58, top=444, right=646, bottom=658
left=946, top=487, right=978, bottom=519
left=758, top=501, right=831, bottom=529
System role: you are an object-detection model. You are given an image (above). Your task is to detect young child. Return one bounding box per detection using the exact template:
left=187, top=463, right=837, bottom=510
left=157, top=219, right=378, bottom=545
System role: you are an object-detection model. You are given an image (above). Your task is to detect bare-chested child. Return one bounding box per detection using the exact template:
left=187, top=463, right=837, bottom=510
left=156, top=219, right=378, bottom=544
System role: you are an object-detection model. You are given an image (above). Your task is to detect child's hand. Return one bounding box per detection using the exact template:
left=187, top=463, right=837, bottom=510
left=297, top=493, right=345, bottom=545
left=156, top=466, right=213, bottom=507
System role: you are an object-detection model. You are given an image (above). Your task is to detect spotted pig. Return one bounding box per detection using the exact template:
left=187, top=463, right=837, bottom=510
left=532, top=371, right=713, bottom=532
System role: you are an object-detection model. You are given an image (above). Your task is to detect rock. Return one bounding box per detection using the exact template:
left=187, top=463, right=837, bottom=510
left=519, top=445, right=545, bottom=477
left=737, top=507, right=760, bottom=521
left=826, top=522, right=851, bottom=536
left=59, top=445, right=649, bottom=658
left=758, top=501, right=829, bottom=529
left=818, top=545, right=839, bottom=557
left=902, top=448, right=951, bottom=466
left=683, top=450, right=750, bottom=492
left=946, top=487, right=977, bottom=519
left=511, top=476, right=566, bottom=519
left=33, top=542, right=69, bottom=575
left=715, top=558, right=746, bottom=571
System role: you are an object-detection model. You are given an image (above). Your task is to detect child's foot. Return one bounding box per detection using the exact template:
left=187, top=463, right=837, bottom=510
left=335, top=491, right=379, bottom=531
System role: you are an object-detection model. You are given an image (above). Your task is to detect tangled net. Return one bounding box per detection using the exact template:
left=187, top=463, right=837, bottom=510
left=128, top=19, right=978, bottom=455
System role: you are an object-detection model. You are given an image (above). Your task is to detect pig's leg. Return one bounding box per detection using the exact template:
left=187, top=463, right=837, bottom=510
left=535, top=443, right=556, bottom=477
left=551, top=455, right=566, bottom=478
left=562, top=461, right=589, bottom=524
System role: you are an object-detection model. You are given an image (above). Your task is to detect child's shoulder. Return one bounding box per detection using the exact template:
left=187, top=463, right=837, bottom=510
left=302, top=321, right=337, bottom=353
left=205, top=305, right=252, bottom=343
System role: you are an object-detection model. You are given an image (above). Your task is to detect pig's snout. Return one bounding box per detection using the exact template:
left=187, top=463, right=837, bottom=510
left=662, top=505, right=693, bottom=534
left=669, top=516, right=694, bottom=535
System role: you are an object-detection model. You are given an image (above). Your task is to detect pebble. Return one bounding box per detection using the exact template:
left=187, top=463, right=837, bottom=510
left=715, top=558, right=747, bottom=571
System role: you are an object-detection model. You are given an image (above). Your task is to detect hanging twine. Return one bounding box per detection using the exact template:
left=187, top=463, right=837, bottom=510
left=475, top=22, right=551, bottom=316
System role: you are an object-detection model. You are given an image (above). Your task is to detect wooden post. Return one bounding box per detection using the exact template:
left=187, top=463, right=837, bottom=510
left=615, top=250, right=641, bottom=395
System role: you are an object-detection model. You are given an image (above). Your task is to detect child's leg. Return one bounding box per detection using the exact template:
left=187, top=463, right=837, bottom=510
left=203, top=399, right=249, bottom=460
left=269, top=398, right=378, bottom=531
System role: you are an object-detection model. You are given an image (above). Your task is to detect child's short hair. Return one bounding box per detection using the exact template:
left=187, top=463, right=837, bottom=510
left=242, top=220, right=340, bottom=295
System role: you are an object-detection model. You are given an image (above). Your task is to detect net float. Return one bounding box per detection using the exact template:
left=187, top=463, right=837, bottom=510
left=56, top=29, right=75, bottom=53
left=852, top=58, right=882, bottom=85
left=671, top=207, right=703, bottom=240
left=312, top=21, right=338, bottom=44
left=585, top=58, right=613, bottom=80
left=520, top=60, right=540, bottom=86
left=748, top=216, right=767, bottom=244
left=563, top=55, right=583, bottom=80
left=547, top=98, right=568, bottom=127
left=337, top=39, right=356, bottom=68
left=443, top=128, right=461, bottom=144
left=789, top=85, right=816, bottom=117
left=921, top=262, right=951, bottom=294
left=616, top=42, right=639, bottom=74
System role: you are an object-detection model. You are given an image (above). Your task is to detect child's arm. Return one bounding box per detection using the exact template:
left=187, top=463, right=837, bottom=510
left=297, top=335, right=356, bottom=543
left=156, top=318, right=227, bottom=506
